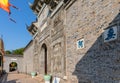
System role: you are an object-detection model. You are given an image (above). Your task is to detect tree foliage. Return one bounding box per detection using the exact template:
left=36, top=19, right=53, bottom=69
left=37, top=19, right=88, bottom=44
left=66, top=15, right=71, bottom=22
left=5, top=50, right=12, bottom=54
left=12, top=48, right=24, bottom=55
left=5, top=48, right=24, bottom=55
left=10, top=62, right=17, bottom=67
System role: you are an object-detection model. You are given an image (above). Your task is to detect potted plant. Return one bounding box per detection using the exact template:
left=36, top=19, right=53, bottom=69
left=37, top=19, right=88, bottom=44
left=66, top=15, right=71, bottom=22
left=31, top=72, right=37, bottom=78
left=44, top=74, right=51, bottom=81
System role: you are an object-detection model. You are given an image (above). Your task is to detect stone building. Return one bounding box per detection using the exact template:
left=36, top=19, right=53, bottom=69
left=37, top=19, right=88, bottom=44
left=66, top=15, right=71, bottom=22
left=0, top=38, right=5, bottom=74
left=25, top=0, right=120, bottom=83
left=28, top=0, right=67, bottom=80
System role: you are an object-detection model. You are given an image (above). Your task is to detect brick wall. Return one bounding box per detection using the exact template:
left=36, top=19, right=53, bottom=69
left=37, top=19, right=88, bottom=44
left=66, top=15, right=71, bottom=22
left=65, top=0, right=120, bottom=83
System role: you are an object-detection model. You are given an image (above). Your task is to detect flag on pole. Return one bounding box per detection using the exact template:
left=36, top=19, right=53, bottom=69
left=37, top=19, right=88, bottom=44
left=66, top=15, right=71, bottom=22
left=0, top=0, right=18, bottom=23
left=0, top=0, right=11, bottom=13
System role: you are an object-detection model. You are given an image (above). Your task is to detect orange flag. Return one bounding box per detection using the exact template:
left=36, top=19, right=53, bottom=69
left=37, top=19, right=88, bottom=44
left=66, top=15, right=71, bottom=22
left=0, top=0, right=18, bottom=23
left=0, top=0, right=11, bottom=13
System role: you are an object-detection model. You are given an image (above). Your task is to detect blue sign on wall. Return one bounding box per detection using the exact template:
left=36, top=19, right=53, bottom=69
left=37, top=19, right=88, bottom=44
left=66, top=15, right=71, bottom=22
left=77, top=39, right=84, bottom=49
left=104, top=26, right=117, bottom=42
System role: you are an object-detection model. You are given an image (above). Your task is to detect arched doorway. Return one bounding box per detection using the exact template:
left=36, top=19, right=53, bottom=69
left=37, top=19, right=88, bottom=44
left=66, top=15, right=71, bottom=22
left=9, top=62, right=17, bottom=72
left=41, top=44, right=47, bottom=74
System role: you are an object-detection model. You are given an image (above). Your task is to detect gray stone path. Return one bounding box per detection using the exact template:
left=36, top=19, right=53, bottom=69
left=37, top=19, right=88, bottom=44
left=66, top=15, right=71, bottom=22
left=0, top=73, right=40, bottom=83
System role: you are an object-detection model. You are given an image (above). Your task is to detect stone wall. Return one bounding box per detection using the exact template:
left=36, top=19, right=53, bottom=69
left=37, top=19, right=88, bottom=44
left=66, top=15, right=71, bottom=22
left=65, top=0, right=120, bottom=83
left=50, top=9, right=66, bottom=78
left=4, top=55, right=23, bottom=73
left=27, top=0, right=120, bottom=82
left=33, top=24, right=52, bottom=75
left=23, top=41, right=34, bottom=74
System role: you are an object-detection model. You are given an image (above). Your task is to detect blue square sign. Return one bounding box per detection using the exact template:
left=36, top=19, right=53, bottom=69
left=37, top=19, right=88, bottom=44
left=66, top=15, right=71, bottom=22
left=104, top=26, right=117, bottom=42
left=77, top=39, right=84, bottom=49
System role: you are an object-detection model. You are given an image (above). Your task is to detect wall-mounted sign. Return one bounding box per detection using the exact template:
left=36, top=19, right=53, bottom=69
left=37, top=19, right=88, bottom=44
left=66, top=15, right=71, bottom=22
left=104, top=26, right=117, bottom=42
left=11, top=58, right=17, bottom=61
left=77, top=39, right=84, bottom=49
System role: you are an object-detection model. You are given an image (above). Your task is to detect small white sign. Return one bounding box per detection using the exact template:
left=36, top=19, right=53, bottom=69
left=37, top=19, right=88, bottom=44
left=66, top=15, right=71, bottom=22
left=104, top=26, right=117, bottom=42
left=11, top=58, right=17, bottom=61
left=53, top=77, right=60, bottom=83
left=77, top=39, right=84, bottom=49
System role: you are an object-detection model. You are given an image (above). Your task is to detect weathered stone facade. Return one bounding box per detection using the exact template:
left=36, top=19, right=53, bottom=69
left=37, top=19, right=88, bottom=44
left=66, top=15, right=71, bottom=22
left=26, top=0, right=120, bottom=83
left=28, top=0, right=67, bottom=81
left=66, top=0, right=120, bottom=83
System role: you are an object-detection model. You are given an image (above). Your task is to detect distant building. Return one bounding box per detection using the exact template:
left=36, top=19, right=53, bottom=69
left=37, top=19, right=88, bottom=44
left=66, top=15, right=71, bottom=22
left=0, top=38, right=5, bottom=74
left=24, top=0, right=120, bottom=83
left=0, top=38, right=24, bottom=74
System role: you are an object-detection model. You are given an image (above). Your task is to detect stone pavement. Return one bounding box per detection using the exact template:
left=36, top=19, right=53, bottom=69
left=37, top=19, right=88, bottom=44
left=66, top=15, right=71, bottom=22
left=0, top=72, right=44, bottom=83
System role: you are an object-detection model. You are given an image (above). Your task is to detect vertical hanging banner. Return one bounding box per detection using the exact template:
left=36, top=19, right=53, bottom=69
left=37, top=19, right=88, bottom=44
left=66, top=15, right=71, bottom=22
left=104, top=26, right=117, bottom=42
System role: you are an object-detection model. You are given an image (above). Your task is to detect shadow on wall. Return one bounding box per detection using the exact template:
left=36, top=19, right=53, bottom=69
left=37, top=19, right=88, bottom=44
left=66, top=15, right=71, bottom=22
left=73, top=13, right=120, bottom=83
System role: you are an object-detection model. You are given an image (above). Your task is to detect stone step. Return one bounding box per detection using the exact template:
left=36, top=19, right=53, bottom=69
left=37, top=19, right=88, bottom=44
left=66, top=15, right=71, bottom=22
left=33, top=75, right=44, bottom=83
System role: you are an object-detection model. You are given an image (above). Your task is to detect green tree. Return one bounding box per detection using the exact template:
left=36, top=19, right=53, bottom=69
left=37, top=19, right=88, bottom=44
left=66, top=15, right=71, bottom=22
left=12, top=48, right=24, bottom=55
left=5, top=50, right=12, bottom=54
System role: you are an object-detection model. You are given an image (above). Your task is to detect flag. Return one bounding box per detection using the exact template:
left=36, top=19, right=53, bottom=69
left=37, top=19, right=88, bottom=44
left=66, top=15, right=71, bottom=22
left=0, top=0, right=18, bottom=23
left=0, top=0, right=11, bottom=13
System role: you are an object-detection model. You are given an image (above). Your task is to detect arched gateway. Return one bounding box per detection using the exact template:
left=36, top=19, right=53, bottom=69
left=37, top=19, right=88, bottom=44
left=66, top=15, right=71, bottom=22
left=9, top=62, right=18, bottom=72
left=4, top=55, right=23, bottom=73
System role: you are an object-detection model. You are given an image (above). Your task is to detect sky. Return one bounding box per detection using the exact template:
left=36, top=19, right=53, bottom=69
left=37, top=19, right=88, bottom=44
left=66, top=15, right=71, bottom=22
left=0, top=0, right=36, bottom=51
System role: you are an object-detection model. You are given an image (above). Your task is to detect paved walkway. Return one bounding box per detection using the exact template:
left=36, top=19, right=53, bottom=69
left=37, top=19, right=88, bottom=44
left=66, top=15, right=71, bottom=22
left=0, top=72, right=43, bottom=83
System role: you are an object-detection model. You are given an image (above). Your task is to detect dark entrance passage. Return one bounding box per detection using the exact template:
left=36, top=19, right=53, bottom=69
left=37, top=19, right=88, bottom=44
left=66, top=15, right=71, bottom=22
left=42, top=44, right=47, bottom=74
left=0, top=56, right=1, bottom=74
left=9, top=62, right=17, bottom=72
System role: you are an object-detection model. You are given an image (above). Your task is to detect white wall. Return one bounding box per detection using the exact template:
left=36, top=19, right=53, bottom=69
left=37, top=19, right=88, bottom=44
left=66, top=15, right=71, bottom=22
left=3, top=55, right=23, bottom=73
